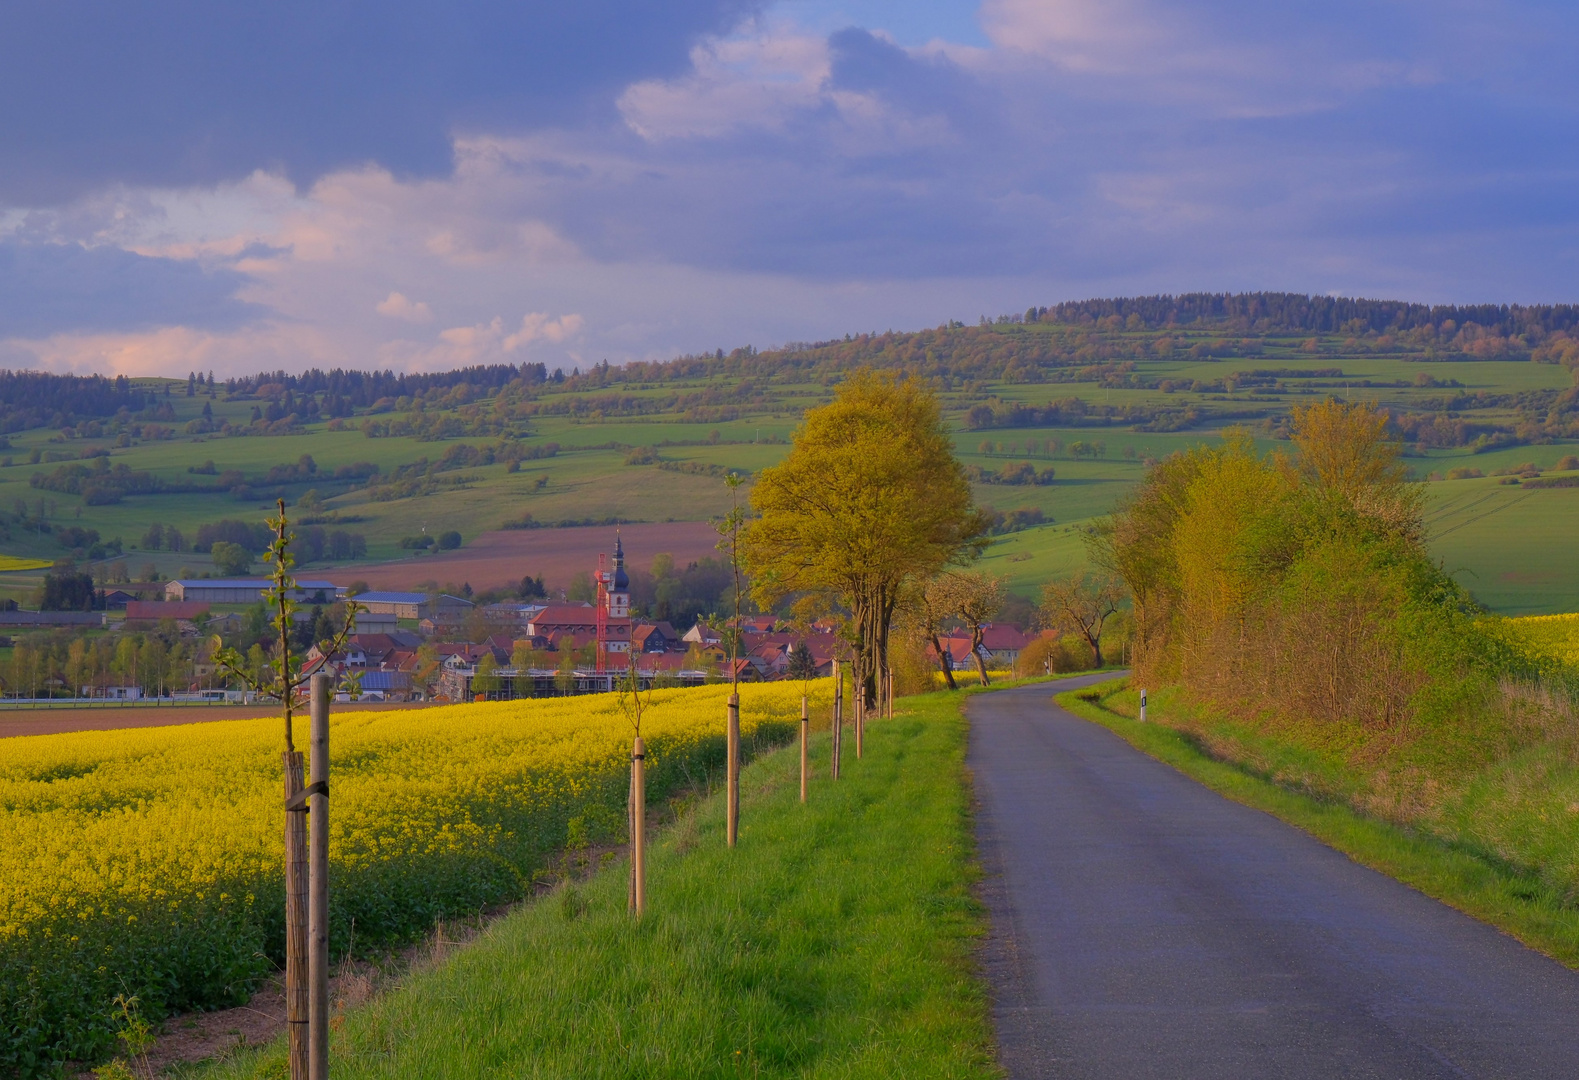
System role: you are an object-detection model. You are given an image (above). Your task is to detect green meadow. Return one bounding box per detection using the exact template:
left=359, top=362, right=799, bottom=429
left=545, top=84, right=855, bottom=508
left=194, top=686, right=1002, bottom=1080
left=2, top=319, right=1577, bottom=613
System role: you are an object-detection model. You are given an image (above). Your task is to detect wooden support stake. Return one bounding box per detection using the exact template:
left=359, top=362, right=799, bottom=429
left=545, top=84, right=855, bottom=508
left=855, top=686, right=864, bottom=759
left=831, top=659, right=842, bottom=780
left=887, top=671, right=894, bottom=720
left=627, top=763, right=637, bottom=911
left=631, top=736, right=646, bottom=915
left=799, top=694, right=808, bottom=803
left=726, top=693, right=740, bottom=847
left=283, top=750, right=308, bottom=1080
left=308, top=675, right=330, bottom=1080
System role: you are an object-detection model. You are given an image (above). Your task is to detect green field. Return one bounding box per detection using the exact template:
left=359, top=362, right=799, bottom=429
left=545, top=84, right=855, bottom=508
left=2, top=314, right=1578, bottom=613
left=195, top=685, right=1001, bottom=1080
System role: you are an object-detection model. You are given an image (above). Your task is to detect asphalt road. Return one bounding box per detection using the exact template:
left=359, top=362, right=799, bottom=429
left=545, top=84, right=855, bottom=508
left=970, top=677, right=1579, bottom=1079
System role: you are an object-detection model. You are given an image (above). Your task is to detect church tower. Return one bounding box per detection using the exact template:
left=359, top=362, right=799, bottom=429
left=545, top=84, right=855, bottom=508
left=608, top=533, right=630, bottom=619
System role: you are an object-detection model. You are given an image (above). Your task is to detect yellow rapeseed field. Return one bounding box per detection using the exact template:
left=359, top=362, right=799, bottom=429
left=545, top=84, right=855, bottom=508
left=1505, top=613, right=1579, bottom=666
left=1, top=680, right=829, bottom=1073
left=0, top=554, right=52, bottom=572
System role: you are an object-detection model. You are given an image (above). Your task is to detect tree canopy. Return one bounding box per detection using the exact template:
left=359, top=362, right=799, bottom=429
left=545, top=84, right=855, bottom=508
left=743, top=370, right=983, bottom=704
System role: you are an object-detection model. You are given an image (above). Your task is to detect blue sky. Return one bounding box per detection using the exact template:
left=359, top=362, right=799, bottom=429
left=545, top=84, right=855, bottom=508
left=1, top=0, right=1576, bottom=376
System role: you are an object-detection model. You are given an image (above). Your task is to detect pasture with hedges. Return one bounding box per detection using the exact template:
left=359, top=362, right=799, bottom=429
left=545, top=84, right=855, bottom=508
left=4, top=294, right=1579, bottom=613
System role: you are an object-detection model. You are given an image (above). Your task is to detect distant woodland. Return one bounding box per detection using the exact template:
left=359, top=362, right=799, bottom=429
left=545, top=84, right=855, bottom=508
left=2, top=292, right=1578, bottom=449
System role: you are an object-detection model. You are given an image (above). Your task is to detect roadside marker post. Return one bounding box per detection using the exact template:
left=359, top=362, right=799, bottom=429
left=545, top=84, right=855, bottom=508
left=1139, top=688, right=1148, bottom=723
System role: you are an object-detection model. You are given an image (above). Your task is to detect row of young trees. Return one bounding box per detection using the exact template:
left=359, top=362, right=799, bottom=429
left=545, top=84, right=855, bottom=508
left=0, top=624, right=221, bottom=699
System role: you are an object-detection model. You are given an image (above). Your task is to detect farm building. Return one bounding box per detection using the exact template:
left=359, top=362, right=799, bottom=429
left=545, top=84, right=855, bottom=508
left=124, top=600, right=211, bottom=623
left=351, top=590, right=473, bottom=620
left=164, top=578, right=340, bottom=604
left=0, top=610, right=106, bottom=628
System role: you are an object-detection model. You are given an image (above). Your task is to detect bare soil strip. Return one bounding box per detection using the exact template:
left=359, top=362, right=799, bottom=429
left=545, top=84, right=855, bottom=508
left=0, top=701, right=438, bottom=739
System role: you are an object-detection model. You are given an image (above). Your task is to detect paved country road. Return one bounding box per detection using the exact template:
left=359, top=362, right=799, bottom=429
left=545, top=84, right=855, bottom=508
left=969, top=677, right=1579, bottom=1079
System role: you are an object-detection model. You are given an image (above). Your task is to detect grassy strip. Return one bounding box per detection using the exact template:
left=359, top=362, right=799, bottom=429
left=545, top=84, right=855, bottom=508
left=1058, top=680, right=1579, bottom=968
left=196, top=687, right=1007, bottom=1080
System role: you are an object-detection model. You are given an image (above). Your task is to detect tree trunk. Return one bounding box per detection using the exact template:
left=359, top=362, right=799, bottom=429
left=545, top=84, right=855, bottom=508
left=970, top=626, right=990, bottom=687
left=933, top=635, right=957, bottom=690
left=1087, top=631, right=1104, bottom=668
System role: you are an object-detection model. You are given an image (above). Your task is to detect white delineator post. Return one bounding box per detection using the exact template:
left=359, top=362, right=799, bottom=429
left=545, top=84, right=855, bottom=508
left=1139, top=688, right=1148, bottom=723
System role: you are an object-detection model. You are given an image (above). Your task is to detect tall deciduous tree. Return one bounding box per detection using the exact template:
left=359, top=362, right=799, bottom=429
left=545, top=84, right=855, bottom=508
left=1042, top=574, right=1124, bottom=668
left=743, top=370, right=984, bottom=707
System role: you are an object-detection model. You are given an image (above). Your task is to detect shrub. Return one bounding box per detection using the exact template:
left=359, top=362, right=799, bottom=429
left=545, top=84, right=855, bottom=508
left=1446, top=466, right=1483, bottom=480
left=438, top=530, right=463, bottom=550
left=210, top=541, right=253, bottom=576
left=1102, top=400, right=1526, bottom=733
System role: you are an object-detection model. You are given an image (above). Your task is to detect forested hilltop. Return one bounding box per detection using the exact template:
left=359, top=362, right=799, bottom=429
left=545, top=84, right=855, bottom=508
left=6, top=292, right=1579, bottom=437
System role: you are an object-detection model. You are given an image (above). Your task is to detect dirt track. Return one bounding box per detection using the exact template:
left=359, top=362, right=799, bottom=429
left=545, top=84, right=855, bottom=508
left=0, top=701, right=438, bottom=739
left=324, top=520, right=722, bottom=594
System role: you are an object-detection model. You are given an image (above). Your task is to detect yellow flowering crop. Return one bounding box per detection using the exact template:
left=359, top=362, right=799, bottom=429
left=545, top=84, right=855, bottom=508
left=0, top=680, right=829, bottom=1074
left=1504, top=613, right=1579, bottom=667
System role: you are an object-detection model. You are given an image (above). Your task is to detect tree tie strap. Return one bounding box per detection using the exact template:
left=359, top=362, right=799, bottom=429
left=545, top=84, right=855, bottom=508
left=284, top=781, right=328, bottom=812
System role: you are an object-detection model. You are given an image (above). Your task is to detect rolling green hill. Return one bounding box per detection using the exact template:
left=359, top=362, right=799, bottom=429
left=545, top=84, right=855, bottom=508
left=2, top=292, right=1577, bottom=614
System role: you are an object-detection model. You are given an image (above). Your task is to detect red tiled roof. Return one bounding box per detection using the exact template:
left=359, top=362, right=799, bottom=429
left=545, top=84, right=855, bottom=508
left=980, top=625, right=1031, bottom=650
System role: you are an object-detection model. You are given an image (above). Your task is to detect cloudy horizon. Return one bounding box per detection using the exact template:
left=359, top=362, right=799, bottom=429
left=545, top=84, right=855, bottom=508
left=2, top=0, right=1576, bottom=378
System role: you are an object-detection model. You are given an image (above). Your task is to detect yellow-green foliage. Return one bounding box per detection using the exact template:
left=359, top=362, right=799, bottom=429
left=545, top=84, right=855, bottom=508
left=1, top=681, right=828, bottom=1075
left=1106, top=401, right=1479, bottom=731
left=1505, top=613, right=1579, bottom=666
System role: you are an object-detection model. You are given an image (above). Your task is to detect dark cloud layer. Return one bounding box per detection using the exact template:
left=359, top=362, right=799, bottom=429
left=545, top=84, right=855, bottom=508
left=0, top=0, right=757, bottom=204
left=0, top=243, right=262, bottom=337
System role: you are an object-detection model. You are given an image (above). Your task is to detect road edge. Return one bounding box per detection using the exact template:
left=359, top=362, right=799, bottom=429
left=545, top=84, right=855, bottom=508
left=1058, top=677, right=1579, bottom=971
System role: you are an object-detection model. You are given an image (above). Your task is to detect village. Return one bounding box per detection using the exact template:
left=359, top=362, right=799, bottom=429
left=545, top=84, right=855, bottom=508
left=0, top=534, right=1036, bottom=703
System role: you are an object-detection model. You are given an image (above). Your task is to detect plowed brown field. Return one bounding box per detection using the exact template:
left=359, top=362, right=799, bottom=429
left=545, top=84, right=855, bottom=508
left=325, top=521, right=722, bottom=594
left=0, top=700, right=437, bottom=739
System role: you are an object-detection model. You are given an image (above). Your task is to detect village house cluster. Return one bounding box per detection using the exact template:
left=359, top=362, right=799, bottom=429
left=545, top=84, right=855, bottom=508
left=0, top=535, right=1033, bottom=702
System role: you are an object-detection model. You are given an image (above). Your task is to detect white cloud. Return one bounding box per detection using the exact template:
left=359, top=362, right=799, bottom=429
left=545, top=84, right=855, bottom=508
left=375, top=291, right=433, bottom=323
left=2, top=2, right=1575, bottom=382
left=979, top=0, right=1433, bottom=116
left=620, top=23, right=832, bottom=140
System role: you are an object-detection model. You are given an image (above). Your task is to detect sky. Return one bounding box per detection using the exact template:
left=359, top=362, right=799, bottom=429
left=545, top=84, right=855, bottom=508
left=1, top=0, right=1577, bottom=378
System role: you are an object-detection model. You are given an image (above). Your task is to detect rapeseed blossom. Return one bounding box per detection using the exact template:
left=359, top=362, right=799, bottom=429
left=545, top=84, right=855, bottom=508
left=0, top=680, right=828, bottom=1072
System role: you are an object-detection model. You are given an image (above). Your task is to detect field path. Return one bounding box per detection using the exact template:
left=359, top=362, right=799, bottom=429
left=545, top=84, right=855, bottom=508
left=970, top=679, right=1579, bottom=1079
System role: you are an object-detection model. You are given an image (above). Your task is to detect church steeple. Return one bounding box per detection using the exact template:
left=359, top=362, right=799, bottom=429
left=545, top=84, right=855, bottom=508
left=608, top=532, right=630, bottom=617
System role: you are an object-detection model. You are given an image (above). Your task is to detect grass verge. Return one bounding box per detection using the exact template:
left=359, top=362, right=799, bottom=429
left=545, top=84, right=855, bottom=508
left=193, top=687, right=1005, bottom=1080
left=1059, top=679, right=1579, bottom=969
